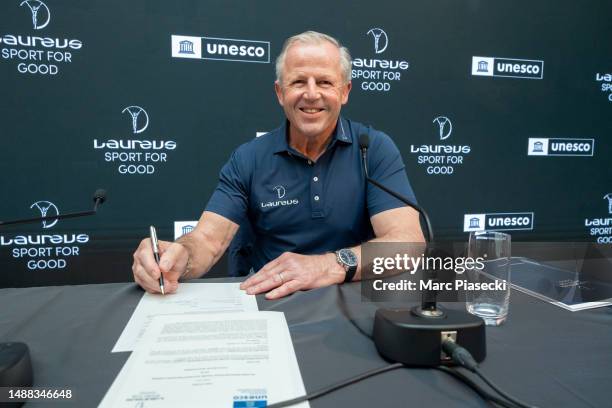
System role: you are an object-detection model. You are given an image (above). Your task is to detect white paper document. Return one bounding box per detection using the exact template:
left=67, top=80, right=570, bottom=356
left=100, top=312, right=309, bottom=408
left=112, top=283, right=258, bottom=352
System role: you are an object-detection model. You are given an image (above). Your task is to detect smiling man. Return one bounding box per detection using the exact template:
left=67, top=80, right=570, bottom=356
left=132, top=31, right=424, bottom=299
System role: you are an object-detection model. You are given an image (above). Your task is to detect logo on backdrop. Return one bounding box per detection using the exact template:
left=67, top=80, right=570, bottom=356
left=471, top=56, right=544, bottom=79
left=174, top=221, right=197, bottom=240
left=30, top=200, right=58, bottom=229
left=92, top=105, right=178, bottom=175
left=432, top=116, right=452, bottom=140
left=122, top=106, right=149, bottom=134
left=594, top=72, right=612, bottom=103
left=171, top=34, right=270, bottom=63
left=0, top=200, right=90, bottom=270
left=352, top=27, right=409, bottom=92
left=261, top=185, right=299, bottom=208
left=463, top=212, right=535, bottom=232
left=20, top=0, right=50, bottom=30
left=527, top=138, right=594, bottom=157
left=409, top=115, right=471, bottom=176
left=0, top=2, right=83, bottom=76
left=367, top=28, right=388, bottom=54
left=583, top=194, right=612, bottom=244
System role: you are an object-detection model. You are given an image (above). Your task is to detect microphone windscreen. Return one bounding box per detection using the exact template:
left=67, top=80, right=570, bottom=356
left=359, top=133, right=370, bottom=149
left=93, top=189, right=107, bottom=204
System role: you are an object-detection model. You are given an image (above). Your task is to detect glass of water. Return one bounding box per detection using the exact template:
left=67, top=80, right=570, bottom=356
left=465, top=231, right=511, bottom=326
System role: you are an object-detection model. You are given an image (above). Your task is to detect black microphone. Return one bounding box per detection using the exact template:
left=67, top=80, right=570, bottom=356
left=359, top=133, right=486, bottom=366
left=359, top=134, right=433, bottom=242
left=360, top=132, right=438, bottom=312
left=93, top=188, right=107, bottom=212
left=359, top=133, right=370, bottom=177
left=0, top=188, right=108, bottom=227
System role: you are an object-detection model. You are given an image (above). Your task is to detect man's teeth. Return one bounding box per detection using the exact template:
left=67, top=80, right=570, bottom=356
left=302, top=108, right=321, bottom=113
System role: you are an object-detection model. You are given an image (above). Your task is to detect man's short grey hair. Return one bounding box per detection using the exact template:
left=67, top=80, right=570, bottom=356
left=275, top=31, right=352, bottom=84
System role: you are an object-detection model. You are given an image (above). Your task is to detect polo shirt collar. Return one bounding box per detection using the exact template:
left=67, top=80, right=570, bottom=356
left=272, top=116, right=352, bottom=155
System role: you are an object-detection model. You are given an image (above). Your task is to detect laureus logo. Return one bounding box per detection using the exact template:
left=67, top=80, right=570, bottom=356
left=20, top=0, right=50, bottom=30
left=30, top=200, right=59, bottom=229
left=604, top=193, right=612, bottom=214
left=273, top=185, right=286, bottom=199
left=432, top=116, right=453, bottom=140
left=260, top=185, right=298, bottom=208
left=122, top=106, right=149, bottom=134
left=367, top=28, right=388, bottom=54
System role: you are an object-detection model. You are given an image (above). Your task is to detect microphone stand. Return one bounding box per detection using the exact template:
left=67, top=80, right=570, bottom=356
left=0, top=189, right=106, bottom=397
left=0, top=189, right=106, bottom=228
left=359, top=134, right=486, bottom=366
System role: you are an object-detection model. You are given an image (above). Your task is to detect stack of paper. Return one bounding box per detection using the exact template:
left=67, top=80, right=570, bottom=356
left=101, top=283, right=309, bottom=407
left=113, top=283, right=259, bottom=352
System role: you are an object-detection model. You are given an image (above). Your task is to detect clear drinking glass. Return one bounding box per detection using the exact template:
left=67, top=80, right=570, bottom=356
left=466, top=231, right=511, bottom=326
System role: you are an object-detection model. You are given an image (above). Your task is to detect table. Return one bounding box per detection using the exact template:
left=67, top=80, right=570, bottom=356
left=1, top=278, right=611, bottom=407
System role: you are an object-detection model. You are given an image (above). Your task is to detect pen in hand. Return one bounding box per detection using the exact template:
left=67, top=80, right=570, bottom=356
left=149, top=225, right=165, bottom=295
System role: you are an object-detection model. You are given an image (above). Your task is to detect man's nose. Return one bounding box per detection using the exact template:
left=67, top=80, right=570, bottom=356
left=303, top=78, right=321, bottom=99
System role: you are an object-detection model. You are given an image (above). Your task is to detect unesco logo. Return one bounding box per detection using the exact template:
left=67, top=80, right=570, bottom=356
left=472, top=56, right=544, bottom=79
left=527, top=138, right=594, bottom=156
left=367, top=28, right=388, bottom=54
left=171, top=34, right=270, bottom=63
left=464, top=212, right=534, bottom=232
left=30, top=200, right=58, bottom=229
left=20, top=0, right=50, bottom=30
left=174, top=221, right=197, bottom=239
left=121, top=106, right=149, bottom=134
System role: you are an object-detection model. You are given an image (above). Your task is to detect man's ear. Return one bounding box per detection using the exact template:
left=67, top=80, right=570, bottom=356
left=274, top=81, right=284, bottom=107
left=341, top=81, right=352, bottom=105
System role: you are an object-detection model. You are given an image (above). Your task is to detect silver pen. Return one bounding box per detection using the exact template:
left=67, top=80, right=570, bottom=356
left=149, top=225, right=164, bottom=295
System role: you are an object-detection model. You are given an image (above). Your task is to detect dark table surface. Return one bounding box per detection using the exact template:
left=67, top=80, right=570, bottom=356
left=1, top=278, right=611, bottom=407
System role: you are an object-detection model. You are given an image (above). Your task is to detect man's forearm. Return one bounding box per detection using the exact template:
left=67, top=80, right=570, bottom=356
left=174, top=211, right=240, bottom=280
left=348, top=230, right=425, bottom=282
left=175, top=229, right=226, bottom=280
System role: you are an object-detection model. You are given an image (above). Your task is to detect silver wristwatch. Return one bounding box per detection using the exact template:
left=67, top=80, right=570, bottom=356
left=335, top=248, right=358, bottom=282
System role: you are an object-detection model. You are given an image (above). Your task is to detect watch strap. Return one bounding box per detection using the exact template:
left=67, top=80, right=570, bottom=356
left=344, top=262, right=357, bottom=283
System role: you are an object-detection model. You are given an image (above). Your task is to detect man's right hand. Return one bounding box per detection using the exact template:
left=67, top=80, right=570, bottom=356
left=132, top=239, right=189, bottom=294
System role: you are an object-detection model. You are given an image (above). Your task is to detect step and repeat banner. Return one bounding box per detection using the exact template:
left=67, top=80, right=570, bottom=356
left=1, top=0, right=610, bottom=287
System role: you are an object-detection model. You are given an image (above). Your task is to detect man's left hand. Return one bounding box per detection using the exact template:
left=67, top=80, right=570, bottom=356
left=239, top=252, right=345, bottom=299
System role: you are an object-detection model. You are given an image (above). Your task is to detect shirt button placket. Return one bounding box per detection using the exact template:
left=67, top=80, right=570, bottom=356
left=311, top=162, right=323, bottom=218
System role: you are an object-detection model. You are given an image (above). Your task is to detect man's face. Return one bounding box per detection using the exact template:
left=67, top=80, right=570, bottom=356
left=275, top=41, right=352, bottom=141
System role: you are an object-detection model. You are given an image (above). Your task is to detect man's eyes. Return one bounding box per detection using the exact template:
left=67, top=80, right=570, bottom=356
left=289, top=80, right=334, bottom=87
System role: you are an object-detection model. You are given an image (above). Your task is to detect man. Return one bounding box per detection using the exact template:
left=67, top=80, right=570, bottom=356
left=132, top=31, right=424, bottom=299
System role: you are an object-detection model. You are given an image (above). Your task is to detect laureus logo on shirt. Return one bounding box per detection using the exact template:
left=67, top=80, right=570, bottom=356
left=260, top=185, right=299, bottom=208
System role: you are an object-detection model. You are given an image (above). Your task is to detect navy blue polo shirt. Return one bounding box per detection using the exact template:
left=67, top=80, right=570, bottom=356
left=205, top=117, right=417, bottom=272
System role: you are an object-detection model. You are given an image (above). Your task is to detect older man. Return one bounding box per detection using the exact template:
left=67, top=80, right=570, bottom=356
left=132, top=31, right=424, bottom=299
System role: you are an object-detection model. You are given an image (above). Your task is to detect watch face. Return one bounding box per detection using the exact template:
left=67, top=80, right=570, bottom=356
left=339, top=249, right=358, bottom=267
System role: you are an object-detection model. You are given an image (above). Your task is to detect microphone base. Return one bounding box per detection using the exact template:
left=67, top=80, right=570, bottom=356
left=0, top=342, right=33, bottom=407
left=373, top=306, right=486, bottom=366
